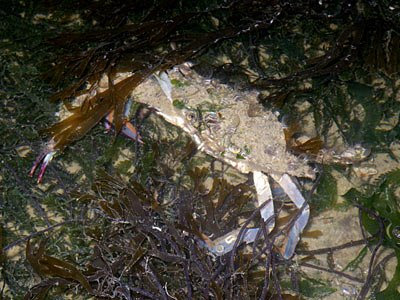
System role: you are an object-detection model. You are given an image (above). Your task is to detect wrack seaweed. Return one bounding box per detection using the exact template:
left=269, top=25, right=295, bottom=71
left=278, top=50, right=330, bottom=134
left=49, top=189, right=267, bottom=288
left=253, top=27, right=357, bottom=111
left=41, top=1, right=282, bottom=153
left=24, top=168, right=289, bottom=298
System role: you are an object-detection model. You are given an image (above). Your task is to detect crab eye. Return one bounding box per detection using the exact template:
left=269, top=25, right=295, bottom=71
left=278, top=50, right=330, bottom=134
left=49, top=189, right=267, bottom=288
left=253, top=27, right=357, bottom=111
left=386, top=223, right=400, bottom=245
left=183, top=109, right=196, bottom=121
left=392, top=226, right=400, bottom=240
left=185, top=111, right=196, bottom=121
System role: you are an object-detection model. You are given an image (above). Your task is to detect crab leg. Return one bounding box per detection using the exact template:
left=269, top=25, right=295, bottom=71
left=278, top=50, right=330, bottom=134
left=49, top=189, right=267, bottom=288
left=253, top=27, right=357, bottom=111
left=198, top=172, right=274, bottom=256
left=204, top=228, right=260, bottom=255
left=271, top=173, right=310, bottom=259
left=253, top=171, right=275, bottom=233
left=154, top=71, right=173, bottom=102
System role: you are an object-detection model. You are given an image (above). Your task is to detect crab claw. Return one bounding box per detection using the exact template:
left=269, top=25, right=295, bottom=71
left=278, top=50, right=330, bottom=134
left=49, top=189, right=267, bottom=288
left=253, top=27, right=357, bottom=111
left=104, top=110, right=143, bottom=144
left=121, top=121, right=144, bottom=143
left=29, top=141, right=56, bottom=183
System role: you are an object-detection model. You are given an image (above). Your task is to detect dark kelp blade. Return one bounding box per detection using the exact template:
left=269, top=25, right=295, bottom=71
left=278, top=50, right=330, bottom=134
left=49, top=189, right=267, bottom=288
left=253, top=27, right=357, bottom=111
left=26, top=239, right=93, bottom=294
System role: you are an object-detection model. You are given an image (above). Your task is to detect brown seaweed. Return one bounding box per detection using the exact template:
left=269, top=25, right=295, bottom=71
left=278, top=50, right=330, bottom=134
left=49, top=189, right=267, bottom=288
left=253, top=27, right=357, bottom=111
left=284, top=123, right=324, bottom=156
left=26, top=238, right=93, bottom=298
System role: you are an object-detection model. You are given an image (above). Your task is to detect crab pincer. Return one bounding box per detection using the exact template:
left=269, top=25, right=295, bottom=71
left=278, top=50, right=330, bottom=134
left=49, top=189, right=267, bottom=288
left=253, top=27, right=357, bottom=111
left=29, top=140, right=56, bottom=184
left=104, top=110, right=144, bottom=144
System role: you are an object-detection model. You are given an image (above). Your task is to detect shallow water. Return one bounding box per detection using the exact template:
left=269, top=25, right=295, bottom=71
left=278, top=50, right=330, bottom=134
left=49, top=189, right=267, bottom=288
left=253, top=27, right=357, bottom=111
left=2, top=1, right=400, bottom=298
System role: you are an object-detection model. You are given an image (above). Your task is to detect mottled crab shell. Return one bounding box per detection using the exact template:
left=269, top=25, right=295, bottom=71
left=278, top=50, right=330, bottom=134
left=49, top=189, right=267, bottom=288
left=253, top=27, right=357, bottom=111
left=130, top=65, right=316, bottom=180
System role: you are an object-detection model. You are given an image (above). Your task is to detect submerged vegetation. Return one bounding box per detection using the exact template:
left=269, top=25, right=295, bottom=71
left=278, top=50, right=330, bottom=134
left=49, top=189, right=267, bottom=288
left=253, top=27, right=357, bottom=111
left=1, top=0, right=400, bottom=298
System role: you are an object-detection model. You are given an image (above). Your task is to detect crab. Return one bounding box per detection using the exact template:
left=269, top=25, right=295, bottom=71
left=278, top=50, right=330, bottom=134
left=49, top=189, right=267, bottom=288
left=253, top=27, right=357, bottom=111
left=30, top=63, right=369, bottom=259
